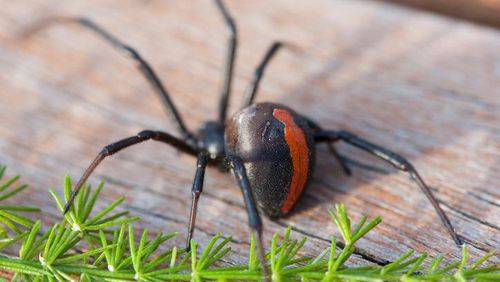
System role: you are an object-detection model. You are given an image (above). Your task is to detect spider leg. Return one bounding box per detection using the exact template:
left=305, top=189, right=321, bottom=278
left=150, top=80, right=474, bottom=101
left=306, top=118, right=352, bottom=175
left=23, top=17, right=195, bottom=144
left=315, top=129, right=462, bottom=246
left=63, top=130, right=198, bottom=214
left=186, top=152, right=209, bottom=250
left=215, top=0, right=238, bottom=124
left=230, top=157, right=269, bottom=281
left=243, top=42, right=283, bottom=107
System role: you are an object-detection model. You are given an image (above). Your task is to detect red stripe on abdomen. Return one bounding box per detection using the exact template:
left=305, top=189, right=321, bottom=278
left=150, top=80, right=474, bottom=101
left=272, top=109, right=309, bottom=214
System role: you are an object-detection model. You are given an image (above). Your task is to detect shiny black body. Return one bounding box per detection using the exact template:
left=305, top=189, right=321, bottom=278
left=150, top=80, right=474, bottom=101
left=225, top=103, right=316, bottom=218
left=29, top=1, right=462, bottom=280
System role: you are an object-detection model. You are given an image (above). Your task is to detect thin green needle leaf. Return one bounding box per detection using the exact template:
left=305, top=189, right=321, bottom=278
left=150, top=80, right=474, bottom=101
left=312, top=248, right=329, bottom=265
left=84, top=216, right=140, bottom=230
left=190, top=239, right=197, bottom=276
left=428, top=254, right=444, bottom=274
left=459, top=244, right=469, bottom=270
left=285, top=237, right=306, bottom=266
left=381, top=250, right=414, bottom=275
left=351, top=215, right=367, bottom=237
left=141, top=233, right=176, bottom=263
left=0, top=176, right=20, bottom=193
left=0, top=166, right=6, bottom=180
left=83, top=181, right=104, bottom=221
left=248, top=232, right=258, bottom=271
left=0, top=232, right=28, bottom=251
left=114, top=224, right=127, bottom=269
left=136, top=229, right=149, bottom=272
left=170, top=246, right=178, bottom=269
left=49, top=190, right=66, bottom=215
left=76, top=184, right=89, bottom=221
left=471, top=250, right=496, bottom=269
left=63, top=176, right=72, bottom=202
left=0, top=214, right=22, bottom=234
left=198, top=233, right=221, bottom=270
left=277, top=238, right=291, bottom=269
left=406, top=253, right=428, bottom=275
left=330, top=205, right=351, bottom=243
left=86, top=197, right=125, bottom=225
left=128, top=225, right=138, bottom=273
left=328, top=237, right=337, bottom=272
left=19, top=221, right=40, bottom=258
left=435, top=261, right=460, bottom=275
left=42, top=225, right=58, bottom=259
left=0, top=210, right=33, bottom=228
left=50, top=229, right=79, bottom=263
left=92, top=211, right=129, bottom=225
left=99, top=230, right=112, bottom=267
left=56, top=245, right=115, bottom=264
left=270, top=233, right=278, bottom=272
left=351, top=216, right=382, bottom=243
left=205, top=246, right=231, bottom=268
left=144, top=250, right=174, bottom=272
left=0, top=206, right=40, bottom=212
left=0, top=184, right=28, bottom=201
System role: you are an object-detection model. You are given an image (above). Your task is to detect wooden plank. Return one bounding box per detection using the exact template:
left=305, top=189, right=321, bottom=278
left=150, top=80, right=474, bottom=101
left=382, top=0, right=500, bottom=29
left=0, top=0, right=498, bottom=267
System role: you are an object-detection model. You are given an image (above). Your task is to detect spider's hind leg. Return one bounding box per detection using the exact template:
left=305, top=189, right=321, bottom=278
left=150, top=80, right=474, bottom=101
left=315, top=129, right=462, bottom=246
left=306, top=118, right=351, bottom=176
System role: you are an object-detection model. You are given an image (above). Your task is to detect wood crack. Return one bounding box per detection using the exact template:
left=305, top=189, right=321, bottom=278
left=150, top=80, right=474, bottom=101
left=439, top=201, right=499, bottom=231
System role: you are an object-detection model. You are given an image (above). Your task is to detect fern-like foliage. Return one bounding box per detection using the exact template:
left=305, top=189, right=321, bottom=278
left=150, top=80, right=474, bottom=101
left=0, top=166, right=39, bottom=251
left=0, top=167, right=497, bottom=281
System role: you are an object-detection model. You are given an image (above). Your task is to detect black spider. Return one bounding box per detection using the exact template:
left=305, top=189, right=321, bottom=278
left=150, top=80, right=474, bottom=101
left=26, top=0, right=461, bottom=279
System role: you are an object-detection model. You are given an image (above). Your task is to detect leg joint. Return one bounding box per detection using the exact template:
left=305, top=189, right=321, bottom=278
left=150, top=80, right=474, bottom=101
left=100, top=147, right=111, bottom=157
left=400, top=159, right=413, bottom=171
left=191, top=190, right=202, bottom=198
left=388, top=153, right=412, bottom=171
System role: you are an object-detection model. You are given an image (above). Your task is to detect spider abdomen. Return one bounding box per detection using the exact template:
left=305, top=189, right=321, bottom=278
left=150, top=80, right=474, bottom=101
left=225, top=103, right=316, bottom=218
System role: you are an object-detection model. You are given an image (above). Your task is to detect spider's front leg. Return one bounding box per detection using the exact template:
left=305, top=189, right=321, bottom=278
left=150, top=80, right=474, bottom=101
left=186, top=152, right=209, bottom=250
left=230, top=157, right=270, bottom=282
left=22, top=17, right=196, bottom=144
left=63, top=130, right=198, bottom=214
left=315, top=129, right=462, bottom=246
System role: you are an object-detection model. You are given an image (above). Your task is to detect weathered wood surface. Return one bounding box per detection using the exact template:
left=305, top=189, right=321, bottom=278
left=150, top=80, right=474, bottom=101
left=0, top=0, right=499, bottom=267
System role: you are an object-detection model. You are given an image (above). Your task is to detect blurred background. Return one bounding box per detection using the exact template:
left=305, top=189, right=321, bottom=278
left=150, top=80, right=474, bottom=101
left=383, top=0, right=500, bottom=29
left=0, top=0, right=498, bottom=266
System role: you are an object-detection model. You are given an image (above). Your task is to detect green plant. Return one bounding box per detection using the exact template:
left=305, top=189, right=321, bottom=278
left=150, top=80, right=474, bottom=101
left=0, top=165, right=497, bottom=281
left=0, top=165, right=39, bottom=251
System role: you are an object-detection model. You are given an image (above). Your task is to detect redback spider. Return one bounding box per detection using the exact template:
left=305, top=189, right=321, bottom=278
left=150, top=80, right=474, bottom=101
left=26, top=0, right=461, bottom=279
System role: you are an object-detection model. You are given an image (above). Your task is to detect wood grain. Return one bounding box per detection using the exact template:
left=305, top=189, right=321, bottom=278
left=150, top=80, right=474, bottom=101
left=0, top=0, right=498, bottom=267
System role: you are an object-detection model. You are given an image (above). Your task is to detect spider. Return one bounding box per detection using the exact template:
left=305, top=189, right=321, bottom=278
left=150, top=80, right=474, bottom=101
left=26, top=0, right=461, bottom=279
